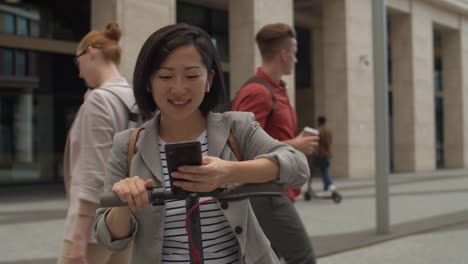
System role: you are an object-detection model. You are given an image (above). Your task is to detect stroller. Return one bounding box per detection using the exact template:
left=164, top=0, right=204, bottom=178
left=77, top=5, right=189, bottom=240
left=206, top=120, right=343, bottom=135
left=303, top=155, right=342, bottom=204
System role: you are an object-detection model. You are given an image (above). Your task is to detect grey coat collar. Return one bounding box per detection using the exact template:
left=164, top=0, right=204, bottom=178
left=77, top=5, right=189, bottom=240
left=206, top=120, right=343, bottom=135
left=99, top=76, right=129, bottom=89
left=136, top=111, right=231, bottom=184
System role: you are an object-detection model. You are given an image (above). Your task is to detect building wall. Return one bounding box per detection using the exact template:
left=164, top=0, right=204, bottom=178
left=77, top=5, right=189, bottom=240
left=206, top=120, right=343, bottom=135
left=91, top=0, right=176, bottom=82
left=317, top=0, right=468, bottom=177
left=89, top=0, right=468, bottom=179
left=386, top=0, right=468, bottom=173
left=321, top=0, right=376, bottom=178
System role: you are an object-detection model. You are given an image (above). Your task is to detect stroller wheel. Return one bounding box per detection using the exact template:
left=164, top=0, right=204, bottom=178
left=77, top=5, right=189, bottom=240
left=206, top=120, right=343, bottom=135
left=304, top=191, right=312, bottom=201
left=332, top=192, right=342, bottom=204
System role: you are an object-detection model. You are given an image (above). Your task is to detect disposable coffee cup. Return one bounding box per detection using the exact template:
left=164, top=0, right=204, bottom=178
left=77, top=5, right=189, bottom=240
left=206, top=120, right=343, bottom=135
left=303, top=126, right=319, bottom=136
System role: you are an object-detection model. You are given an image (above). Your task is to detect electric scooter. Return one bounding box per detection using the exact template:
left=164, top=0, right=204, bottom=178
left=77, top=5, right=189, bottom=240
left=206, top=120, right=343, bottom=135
left=304, top=156, right=342, bottom=203
left=303, top=179, right=342, bottom=204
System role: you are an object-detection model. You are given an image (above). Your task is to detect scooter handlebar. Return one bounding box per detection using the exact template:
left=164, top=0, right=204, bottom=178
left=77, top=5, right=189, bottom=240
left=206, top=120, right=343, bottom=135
left=100, top=191, right=152, bottom=208
left=99, top=183, right=284, bottom=208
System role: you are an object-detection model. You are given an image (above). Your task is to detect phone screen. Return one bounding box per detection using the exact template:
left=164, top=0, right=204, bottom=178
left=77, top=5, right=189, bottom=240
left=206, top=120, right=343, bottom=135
left=164, top=141, right=202, bottom=195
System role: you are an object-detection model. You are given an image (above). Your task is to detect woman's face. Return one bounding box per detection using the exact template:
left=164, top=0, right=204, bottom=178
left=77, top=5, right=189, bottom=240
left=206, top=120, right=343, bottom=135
left=150, top=45, right=213, bottom=122
left=75, top=47, right=99, bottom=88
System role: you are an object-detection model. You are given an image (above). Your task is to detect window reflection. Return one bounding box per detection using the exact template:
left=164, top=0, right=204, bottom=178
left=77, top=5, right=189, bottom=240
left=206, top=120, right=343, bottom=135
left=0, top=49, right=84, bottom=184
left=1, top=48, right=14, bottom=75
left=0, top=1, right=89, bottom=41
left=177, top=2, right=229, bottom=62
left=0, top=10, right=15, bottom=34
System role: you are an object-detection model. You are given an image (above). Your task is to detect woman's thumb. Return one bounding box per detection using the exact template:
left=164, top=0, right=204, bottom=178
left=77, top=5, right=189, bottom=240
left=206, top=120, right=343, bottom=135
left=145, top=179, right=154, bottom=188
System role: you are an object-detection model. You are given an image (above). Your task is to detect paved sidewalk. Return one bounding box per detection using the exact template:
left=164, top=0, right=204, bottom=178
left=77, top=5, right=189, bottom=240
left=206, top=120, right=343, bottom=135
left=296, top=169, right=468, bottom=263
left=1, top=170, right=467, bottom=263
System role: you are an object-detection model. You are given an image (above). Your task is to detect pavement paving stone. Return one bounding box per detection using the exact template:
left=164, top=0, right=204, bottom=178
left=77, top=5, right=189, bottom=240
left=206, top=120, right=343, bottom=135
left=1, top=171, right=467, bottom=264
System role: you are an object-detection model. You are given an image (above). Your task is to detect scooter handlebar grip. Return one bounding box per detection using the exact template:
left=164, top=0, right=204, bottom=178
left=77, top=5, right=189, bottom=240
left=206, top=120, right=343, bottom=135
left=100, top=192, right=126, bottom=208
left=100, top=191, right=153, bottom=208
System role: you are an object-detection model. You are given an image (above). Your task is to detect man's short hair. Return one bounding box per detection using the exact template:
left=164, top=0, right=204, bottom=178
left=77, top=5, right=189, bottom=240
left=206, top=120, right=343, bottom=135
left=256, top=23, right=296, bottom=61
left=318, top=115, right=327, bottom=125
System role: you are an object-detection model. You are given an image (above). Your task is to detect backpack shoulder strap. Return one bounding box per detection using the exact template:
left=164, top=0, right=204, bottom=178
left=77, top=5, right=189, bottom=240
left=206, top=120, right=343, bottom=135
left=127, top=127, right=144, bottom=176
left=241, top=76, right=276, bottom=118
left=100, top=86, right=141, bottom=124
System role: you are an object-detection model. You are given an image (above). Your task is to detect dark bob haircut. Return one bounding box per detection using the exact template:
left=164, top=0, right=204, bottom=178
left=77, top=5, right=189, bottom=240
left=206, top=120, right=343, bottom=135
left=133, top=23, right=227, bottom=119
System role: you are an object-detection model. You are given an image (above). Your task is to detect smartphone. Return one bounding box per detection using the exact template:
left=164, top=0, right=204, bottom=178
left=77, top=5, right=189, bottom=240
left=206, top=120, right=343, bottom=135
left=164, top=141, right=202, bottom=195
left=303, top=126, right=319, bottom=136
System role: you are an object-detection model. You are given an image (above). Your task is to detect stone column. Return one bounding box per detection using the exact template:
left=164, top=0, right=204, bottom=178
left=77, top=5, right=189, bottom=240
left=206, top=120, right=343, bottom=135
left=91, top=0, right=176, bottom=82
left=410, top=0, right=436, bottom=171
left=461, top=18, right=468, bottom=168
left=390, top=13, right=415, bottom=172
left=442, top=28, right=463, bottom=168
left=322, top=0, right=375, bottom=178
left=229, top=0, right=295, bottom=104
left=14, top=93, right=33, bottom=163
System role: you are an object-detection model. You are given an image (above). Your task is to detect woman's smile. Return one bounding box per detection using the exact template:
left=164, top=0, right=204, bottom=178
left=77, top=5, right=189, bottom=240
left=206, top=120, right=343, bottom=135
left=168, top=98, right=192, bottom=108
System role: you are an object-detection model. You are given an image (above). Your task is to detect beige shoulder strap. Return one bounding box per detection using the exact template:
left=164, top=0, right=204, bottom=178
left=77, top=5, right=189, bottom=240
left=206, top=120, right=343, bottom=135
left=227, top=132, right=242, bottom=161
left=127, top=127, right=144, bottom=176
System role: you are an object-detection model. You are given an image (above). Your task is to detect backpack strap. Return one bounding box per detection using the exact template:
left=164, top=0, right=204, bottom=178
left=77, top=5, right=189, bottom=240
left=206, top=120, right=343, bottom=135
left=241, top=76, right=276, bottom=119
left=100, top=86, right=142, bottom=125
left=127, top=127, right=144, bottom=176
left=227, top=132, right=242, bottom=161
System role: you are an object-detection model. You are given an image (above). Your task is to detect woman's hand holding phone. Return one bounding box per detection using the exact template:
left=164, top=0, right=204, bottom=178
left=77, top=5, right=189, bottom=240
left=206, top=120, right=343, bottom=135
left=171, top=156, right=229, bottom=193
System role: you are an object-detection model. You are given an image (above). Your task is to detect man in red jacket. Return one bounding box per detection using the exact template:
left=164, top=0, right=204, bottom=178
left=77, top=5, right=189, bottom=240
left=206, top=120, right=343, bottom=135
left=232, top=22, right=318, bottom=264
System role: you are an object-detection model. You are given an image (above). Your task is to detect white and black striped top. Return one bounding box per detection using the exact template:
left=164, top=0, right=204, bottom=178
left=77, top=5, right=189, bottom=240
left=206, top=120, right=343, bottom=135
left=159, top=131, right=240, bottom=263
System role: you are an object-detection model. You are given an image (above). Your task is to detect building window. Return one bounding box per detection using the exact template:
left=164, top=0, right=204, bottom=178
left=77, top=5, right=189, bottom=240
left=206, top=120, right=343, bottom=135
left=434, top=56, right=443, bottom=92
left=0, top=48, right=14, bottom=75
left=0, top=11, right=15, bottom=34
left=295, top=26, right=311, bottom=89
left=176, top=2, right=229, bottom=63
left=16, top=16, right=28, bottom=36
left=0, top=1, right=90, bottom=41
left=0, top=49, right=84, bottom=184
left=14, top=49, right=27, bottom=76
left=435, top=97, right=444, bottom=168
left=0, top=47, right=34, bottom=76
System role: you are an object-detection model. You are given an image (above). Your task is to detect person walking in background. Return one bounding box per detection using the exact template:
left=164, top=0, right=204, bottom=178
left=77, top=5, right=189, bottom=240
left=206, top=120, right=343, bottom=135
left=58, top=22, right=136, bottom=264
left=317, top=115, right=336, bottom=192
left=231, top=22, right=318, bottom=264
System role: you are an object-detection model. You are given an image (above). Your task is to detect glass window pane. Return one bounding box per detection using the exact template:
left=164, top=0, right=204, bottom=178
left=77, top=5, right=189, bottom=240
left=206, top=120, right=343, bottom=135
left=0, top=48, right=14, bottom=75
left=434, top=57, right=443, bottom=91
left=177, top=3, right=206, bottom=27
left=0, top=50, right=85, bottom=184
left=16, top=16, right=28, bottom=36
left=28, top=51, right=37, bottom=76
left=177, top=3, right=229, bottom=62
left=0, top=11, right=15, bottom=34
left=0, top=1, right=90, bottom=41
left=435, top=97, right=444, bottom=168
left=29, top=20, right=39, bottom=37
left=295, top=27, right=311, bottom=88
left=15, top=50, right=27, bottom=76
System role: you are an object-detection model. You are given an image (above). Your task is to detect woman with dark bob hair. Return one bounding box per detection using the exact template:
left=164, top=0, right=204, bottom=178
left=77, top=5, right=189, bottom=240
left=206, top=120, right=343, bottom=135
left=94, top=23, right=309, bottom=264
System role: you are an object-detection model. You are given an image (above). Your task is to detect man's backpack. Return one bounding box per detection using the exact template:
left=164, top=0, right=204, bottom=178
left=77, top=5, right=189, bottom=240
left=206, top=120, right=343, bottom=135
left=100, top=85, right=143, bottom=128
left=227, top=77, right=276, bottom=119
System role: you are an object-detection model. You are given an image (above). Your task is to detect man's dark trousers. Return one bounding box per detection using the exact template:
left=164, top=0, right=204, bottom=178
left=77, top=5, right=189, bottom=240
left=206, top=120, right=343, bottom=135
left=250, top=195, right=316, bottom=264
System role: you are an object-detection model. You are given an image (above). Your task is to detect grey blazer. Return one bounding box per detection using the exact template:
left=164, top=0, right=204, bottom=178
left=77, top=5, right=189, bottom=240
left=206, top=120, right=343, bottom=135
left=94, top=111, right=310, bottom=264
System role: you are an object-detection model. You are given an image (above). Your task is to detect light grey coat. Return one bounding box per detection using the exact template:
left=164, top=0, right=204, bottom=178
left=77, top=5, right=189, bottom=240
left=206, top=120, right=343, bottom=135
left=94, top=111, right=310, bottom=264
left=63, top=76, right=134, bottom=242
